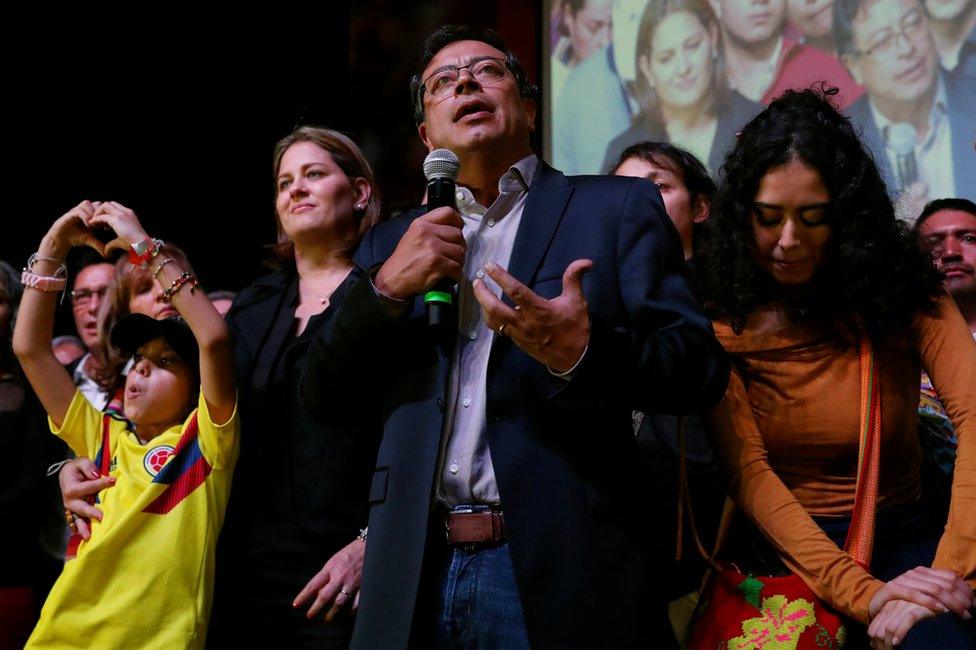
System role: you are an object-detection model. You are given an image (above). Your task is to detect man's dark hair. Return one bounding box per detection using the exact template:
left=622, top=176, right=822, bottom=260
left=913, top=197, right=976, bottom=234
left=67, top=248, right=116, bottom=290
left=409, top=25, right=540, bottom=126
left=834, top=0, right=922, bottom=56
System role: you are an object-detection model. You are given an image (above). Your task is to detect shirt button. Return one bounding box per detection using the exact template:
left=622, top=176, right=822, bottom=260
left=456, top=192, right=464, bottom=201
left=468, top=331, right=477, bottom=340
left=487, top=219, right=495, bottom=227
left=462, top=396, right=471, bottom=407
left=449, top=461, right=459, bottom=474
left=475, top=269, right=485, bottom=279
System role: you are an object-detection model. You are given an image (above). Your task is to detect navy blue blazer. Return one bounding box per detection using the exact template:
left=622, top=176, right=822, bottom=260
left=302, top=161, right=730, bottom=650
left=846, top=74, right=976, bottom=203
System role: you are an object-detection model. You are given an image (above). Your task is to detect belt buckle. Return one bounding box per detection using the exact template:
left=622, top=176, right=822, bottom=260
left=445, top=504, right=491, bottom=549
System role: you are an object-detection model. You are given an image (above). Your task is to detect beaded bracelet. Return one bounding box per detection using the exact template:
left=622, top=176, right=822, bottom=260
left=160, top=272, right=199, bottom=303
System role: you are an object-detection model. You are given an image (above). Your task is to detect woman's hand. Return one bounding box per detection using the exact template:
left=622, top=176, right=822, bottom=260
left=39, top=201, right=106, bottom=260
left=868, top=599, right=936, bottom=649
left=292, top=537, right=365, bottom=622
left=868, top=566, right=975, bottom=619
left=90, top=201, right=150, bottom=253
left=60, top=457, right=115, bottom=540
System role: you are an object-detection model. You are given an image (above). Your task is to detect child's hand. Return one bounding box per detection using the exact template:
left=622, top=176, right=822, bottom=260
left=59, top=457, right=116, bottom=541
left=90, top=201, right=150, bottom=254
left=40, top=201, right=107, bottom=260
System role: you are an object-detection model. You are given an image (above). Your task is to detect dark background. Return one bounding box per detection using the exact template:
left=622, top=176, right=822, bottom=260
left=5, top=2, right=538, bottom=334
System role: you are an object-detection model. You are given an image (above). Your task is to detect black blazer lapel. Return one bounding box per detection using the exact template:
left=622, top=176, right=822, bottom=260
left=947, top=76, right=976, bottom=200
left=505, top=162, right=574, bottom=304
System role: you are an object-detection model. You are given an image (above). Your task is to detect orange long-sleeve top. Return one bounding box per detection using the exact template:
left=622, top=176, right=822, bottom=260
left=709, top=294, right=976, bottom=624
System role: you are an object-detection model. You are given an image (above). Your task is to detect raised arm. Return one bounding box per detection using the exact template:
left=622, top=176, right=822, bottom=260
left=13, top=201, right=106, bottom=427
left=90, top=202, right=235, bottom=424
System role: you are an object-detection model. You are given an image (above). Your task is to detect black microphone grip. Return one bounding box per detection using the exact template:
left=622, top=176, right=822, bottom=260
left=425, top=176, right=457, bottom=329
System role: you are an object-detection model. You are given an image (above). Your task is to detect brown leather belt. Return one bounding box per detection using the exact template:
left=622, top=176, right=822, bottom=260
left=445, top=509, right=507, bottom=545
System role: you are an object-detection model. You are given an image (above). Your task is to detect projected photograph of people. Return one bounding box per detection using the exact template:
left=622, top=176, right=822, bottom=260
left=546, top=0, right=974, bottom=209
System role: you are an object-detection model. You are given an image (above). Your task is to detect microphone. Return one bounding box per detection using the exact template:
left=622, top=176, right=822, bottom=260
left=886, top=122, right=917, bottom=192
left=423, top=148, right=461, bottom=330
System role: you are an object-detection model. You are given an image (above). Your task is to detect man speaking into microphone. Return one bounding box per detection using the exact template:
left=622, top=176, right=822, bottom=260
left=302, top=25, right=729, bottom=650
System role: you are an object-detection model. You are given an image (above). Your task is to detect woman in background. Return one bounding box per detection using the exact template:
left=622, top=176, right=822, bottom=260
left=602, top=0, right=761, bottom=176
left=698, top=88, right=975, bottom=648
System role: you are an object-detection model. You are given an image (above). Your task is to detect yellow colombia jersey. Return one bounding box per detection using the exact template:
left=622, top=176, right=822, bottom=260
left=27, top=389, right=239, bottom=650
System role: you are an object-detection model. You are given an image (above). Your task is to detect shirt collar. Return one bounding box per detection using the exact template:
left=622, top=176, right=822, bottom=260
left=73, top=353, right=93, bottom=383
left=455, top=154, right=538, bottom=216
left=868, top=75, right=948, bottom=152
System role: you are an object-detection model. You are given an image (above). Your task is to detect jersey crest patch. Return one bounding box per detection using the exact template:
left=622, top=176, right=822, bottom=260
left=144, top=445, right=175, bottom=477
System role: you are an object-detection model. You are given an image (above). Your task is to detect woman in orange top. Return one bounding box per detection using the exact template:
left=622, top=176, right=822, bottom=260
left=696, top=88, right=976, bottom=648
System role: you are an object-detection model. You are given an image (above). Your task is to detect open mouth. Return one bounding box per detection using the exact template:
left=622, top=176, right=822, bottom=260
left=454, top=99, right=492, bottom=122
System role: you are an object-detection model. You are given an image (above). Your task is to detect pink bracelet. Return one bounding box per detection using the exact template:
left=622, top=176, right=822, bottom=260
left=21, top=270, right=67, bottom=292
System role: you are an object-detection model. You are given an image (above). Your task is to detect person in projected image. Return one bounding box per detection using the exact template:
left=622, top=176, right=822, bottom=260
left=922, top=0, right=975, bottom=77
left=551, top=0, right=614, bottom=99
left=787, top=0, right=841, bottom=54
left=709, top=0, right=863, bottom=106
left=836, top=0, right=976, bottom=213
left=602, top=0, right=762, bottom=176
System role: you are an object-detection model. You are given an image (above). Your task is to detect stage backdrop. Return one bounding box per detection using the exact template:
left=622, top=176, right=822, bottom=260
left=542, top=0, right=975, bottom=213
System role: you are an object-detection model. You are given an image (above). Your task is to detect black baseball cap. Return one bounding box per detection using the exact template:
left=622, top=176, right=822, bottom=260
left=111, top=314, right=199, bottom=369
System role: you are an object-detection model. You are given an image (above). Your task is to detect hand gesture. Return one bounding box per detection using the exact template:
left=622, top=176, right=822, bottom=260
left=473, top=259, right=593, bottom=373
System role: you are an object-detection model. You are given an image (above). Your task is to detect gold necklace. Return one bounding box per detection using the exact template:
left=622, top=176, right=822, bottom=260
left=300, top=277, right=335, bottom=306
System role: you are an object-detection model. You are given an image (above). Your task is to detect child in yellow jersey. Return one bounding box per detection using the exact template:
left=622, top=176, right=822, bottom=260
left=13, top=201, right=239, bottom=649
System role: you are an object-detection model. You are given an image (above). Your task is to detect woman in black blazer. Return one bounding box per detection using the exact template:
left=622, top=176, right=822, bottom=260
left=207, top=126, right=384, bottom=649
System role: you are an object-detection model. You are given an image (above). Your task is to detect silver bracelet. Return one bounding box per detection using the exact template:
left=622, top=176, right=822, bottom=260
left=26, top=252, right=67, bottom=278
left=152, top=257, right=175, bottom=278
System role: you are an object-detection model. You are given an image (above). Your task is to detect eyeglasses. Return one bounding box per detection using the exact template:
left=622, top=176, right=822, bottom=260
left=857, top=8, right=927, bottom=59
left=422, top=57, right=509, bottom=98
left=70, top=286, right=109, bottom=307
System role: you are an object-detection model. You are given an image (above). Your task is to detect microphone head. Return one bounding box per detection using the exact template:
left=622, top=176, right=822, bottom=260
left=423, top=149, right=460, bottom=182
left=886, top=122, right=916, bottom=156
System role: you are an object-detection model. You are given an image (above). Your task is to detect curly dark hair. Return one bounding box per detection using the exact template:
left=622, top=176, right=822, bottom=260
left=409, top=25, right=540, bottom=127
left=695, top=87, right=942, bottom=337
